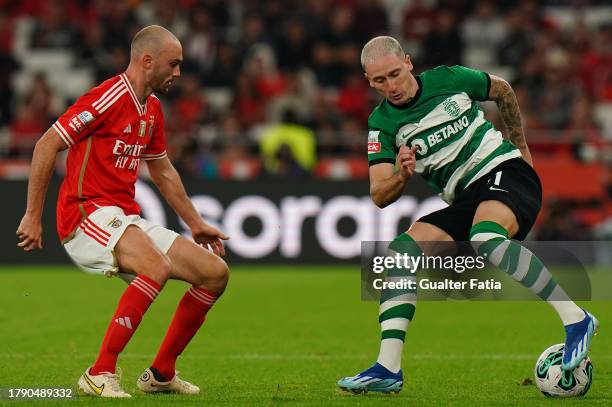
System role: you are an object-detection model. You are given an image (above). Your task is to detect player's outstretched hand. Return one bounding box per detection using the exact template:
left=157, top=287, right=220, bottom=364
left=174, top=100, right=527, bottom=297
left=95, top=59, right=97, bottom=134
left=192, top=223, right=229, bottom=257
left=16, top=214, right=43, bottom=251
left=397, top=145, right=419, bottom=180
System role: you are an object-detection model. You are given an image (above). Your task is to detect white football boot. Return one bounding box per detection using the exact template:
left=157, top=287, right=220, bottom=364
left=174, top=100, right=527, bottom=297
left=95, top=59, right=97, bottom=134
left=137, top=367, right=200, bottom=395
left=77, top=367, right=131, bottom=398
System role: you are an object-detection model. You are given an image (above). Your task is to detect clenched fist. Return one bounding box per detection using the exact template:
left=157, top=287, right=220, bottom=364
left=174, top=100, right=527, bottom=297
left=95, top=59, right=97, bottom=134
left=396, top=145, right=419, bottom=181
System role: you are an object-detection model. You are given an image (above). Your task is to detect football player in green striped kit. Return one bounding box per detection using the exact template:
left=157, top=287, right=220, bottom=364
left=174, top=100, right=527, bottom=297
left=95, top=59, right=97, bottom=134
left=337, top=36, right=598, bottom=394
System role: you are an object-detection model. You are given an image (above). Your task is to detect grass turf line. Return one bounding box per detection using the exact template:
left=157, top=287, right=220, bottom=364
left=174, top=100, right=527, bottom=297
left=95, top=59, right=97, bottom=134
left=0, top=265, right=610, bottom=406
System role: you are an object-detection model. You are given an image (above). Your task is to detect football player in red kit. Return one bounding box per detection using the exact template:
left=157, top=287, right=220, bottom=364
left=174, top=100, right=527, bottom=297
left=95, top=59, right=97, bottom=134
left=16, top=25, right=229, bottom=398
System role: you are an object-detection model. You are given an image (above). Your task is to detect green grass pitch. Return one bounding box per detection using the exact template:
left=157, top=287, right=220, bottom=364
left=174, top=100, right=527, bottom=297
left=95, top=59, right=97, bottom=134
left=0, top=265, right=609, bottom=406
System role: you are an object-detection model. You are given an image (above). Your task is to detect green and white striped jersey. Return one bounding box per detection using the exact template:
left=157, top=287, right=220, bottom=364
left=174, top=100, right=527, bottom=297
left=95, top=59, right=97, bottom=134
left=367, top=65, right=521, bottom=203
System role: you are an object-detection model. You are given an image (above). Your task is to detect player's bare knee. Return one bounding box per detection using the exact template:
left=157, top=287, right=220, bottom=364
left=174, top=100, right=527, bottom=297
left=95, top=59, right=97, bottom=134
left=204, top=257, right=230, bottom=294
left=213, top=257, right=230, bottom=291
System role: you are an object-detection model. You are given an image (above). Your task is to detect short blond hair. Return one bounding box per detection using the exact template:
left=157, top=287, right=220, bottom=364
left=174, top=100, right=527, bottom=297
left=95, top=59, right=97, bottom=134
left=360, top=36, right=405, bottom=70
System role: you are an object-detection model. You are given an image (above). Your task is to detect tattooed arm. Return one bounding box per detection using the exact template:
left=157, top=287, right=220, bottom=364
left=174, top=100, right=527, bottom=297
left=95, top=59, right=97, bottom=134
left=488, top=75, right=533, bottom=166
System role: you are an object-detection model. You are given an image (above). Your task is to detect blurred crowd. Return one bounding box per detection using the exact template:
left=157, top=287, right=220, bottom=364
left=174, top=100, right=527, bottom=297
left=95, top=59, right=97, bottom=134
left=0, top=0, right=610, bottom=237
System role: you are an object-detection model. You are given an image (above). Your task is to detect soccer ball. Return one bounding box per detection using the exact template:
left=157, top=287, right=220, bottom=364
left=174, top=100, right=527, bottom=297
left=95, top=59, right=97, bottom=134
left=534, top=343, right=593, bottom=397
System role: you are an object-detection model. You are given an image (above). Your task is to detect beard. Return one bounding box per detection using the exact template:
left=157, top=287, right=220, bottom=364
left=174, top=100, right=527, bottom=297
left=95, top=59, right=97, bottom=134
left=151, top=74, right=174, bottom=94
left=152, top=81, right=170, bottom=94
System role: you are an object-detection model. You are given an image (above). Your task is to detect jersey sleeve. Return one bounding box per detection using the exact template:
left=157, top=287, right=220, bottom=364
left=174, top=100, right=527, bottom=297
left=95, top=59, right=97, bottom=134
left=367, top=128, right=396, bottom=166
left=447, top=65, right=491, bottom=101
left=142, top=108, right=167, bottom=160
left=52, top=86, right=116, bottom=147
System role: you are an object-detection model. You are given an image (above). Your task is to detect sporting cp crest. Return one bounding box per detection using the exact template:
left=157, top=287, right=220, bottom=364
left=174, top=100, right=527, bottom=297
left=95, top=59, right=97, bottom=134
left=443, top=98, right=460, bottom=118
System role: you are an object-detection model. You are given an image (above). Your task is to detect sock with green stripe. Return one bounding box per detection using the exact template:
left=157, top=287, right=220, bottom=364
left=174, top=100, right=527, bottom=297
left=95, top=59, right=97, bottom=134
left=376, top=233, right=418, bottom=373
left=470, top=221, right=584, bottom=325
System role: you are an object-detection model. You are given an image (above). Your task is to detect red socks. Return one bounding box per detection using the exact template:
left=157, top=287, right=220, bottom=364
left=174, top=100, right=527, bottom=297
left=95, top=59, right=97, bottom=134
left=90, top=275, right=161, bottom=375
left=151, top=286, right=218, bottom=380
left=90, top=278, right=217, bottom=380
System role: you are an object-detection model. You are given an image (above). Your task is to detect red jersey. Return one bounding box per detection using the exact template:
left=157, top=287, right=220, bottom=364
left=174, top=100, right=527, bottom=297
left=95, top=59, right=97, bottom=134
left=53, top=73, right=167, bottom=242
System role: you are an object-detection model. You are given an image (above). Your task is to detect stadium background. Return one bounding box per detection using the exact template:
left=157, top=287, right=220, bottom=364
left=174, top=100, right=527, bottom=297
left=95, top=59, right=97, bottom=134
left=1, top=1, right=611, bottom=405
left=1, top=0, right=611, bottom=263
